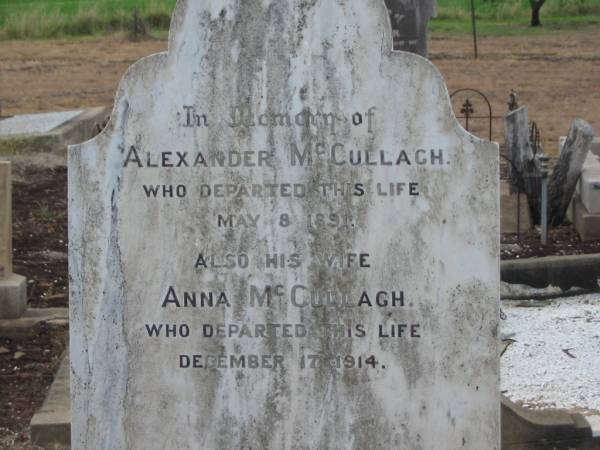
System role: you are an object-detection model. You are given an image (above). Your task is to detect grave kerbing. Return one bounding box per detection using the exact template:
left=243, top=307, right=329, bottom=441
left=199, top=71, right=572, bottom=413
left=0, top=162, right=27, bottom=319
left=68, top=1, right=500, bottom=448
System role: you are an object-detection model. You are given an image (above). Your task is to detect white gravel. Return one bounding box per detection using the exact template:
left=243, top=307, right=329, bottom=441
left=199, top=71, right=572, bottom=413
left=501, top=293, right=600, bottom=415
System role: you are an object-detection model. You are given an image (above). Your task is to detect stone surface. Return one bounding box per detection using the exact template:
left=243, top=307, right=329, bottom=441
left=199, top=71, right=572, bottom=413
left=0, top=107, right=109, bottom=156
left=0, top=307, right=68, bottom=337
left=0, top=162, right=11, bottom=278
left=501, top=397, right=598, bottom=450
left=572, top=196, right=600, bottom=242
left=0, top=273, right=27, bottom=319
left=501, top=253, right=600, bottom=290
left=0, top=161, right=27, bottom=319
left=384, top=0, right=437, bottom=57
left=505, top=107, right=541, bottom=218
left=31, top=353, right=71, bottom=450
left=0, top=110, right=83, bottom=136
left=548, top=119, right=595, bottom=226
left=580, top=152, right=600, bottom=214
left=69, top=1, right=500, bottom=449
left=501, top=180, right=532, bottom=234
left=32, top=354, right=600, bottom=450
left=561, top=136, right=600, bottom=156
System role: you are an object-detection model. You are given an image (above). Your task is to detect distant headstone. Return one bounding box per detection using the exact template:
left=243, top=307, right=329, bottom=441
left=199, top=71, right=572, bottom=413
left=548, top=119, right=595, bottom=226
left=385, top=0, right=437, bottom=56
left=69, top=1, right=500, bottom=448
left=505, top=106, right=542, bottom=218
left=0, top=161, right=27, bottom=319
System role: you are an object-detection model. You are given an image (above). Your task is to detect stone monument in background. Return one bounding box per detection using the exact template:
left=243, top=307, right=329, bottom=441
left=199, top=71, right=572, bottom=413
left=0, top=161, right=27, bottom=319
left=385, top=0, right=437, bottom=56
left=69, top=1, right=499, bottom=448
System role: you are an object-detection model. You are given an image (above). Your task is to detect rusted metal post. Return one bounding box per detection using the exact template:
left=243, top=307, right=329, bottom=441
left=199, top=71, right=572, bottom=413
left=539, top=153, right=550, bottom=245
left=471, top=0, right=478, bottom=59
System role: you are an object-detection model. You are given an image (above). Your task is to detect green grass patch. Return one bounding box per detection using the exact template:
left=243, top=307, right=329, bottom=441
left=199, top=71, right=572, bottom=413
left=0, top=0, right=176, bottom=39
left=1, top=0, right=600, bottom=39
left=434, top=0, right=600, bottom=35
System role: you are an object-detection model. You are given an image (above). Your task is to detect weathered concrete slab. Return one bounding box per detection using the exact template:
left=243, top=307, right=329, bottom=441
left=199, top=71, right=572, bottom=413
left=0, top=107, right=109, bottom=156
left=502, top=397, right=599, bottom=450
left=30, top=352, right=71, bottom=450
left=0, top=307, right=68, bottom=337
left=69, top=1, right=499, bottom=449
left=0, top=111, right=83, bottom=136
left=0, top=274, right=27, bottom=319
left=501, top=253, right=600, bottom=290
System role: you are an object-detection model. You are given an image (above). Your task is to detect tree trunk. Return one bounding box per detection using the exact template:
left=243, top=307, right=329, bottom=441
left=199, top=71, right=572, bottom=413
left=530, top=0, right=546, bottom=27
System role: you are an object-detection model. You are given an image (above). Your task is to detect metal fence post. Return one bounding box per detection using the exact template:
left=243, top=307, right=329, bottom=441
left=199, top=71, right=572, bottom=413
left=539, top=153, right=550, bottom=245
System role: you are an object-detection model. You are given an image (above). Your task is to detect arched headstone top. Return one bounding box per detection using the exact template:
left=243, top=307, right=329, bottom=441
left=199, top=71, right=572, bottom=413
left=69, top=1, right=499, bottom=449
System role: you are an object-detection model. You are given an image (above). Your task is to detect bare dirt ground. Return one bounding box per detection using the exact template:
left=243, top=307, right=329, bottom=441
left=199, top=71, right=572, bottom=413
left=1, top=31, right=600, bottom=153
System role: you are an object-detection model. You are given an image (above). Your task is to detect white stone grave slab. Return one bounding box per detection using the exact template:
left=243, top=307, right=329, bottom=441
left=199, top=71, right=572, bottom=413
left=0, top=110, right=83, bottom=136
left=69, top=1, right=500, bottom=449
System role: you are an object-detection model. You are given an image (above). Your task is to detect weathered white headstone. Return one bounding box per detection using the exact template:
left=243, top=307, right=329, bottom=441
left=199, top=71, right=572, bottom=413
left=69, top=1, right=500, bottom=449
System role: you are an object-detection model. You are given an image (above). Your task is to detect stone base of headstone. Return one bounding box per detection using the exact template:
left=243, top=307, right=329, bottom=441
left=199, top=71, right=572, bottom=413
left=501, top=181, right=532, bottom=234
left=0, top=273, right=27, bottom=319
left=30, top=352, right=71, bottom=450
left=572, top=196, right=600, bottom=242
left=29, top=357, right=600, bottom=450
left=0, top=107, right=109, bottom=156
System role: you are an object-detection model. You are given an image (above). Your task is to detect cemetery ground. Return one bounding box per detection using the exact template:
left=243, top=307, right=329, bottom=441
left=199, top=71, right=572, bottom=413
left=1, top=28, right=600, bottom=448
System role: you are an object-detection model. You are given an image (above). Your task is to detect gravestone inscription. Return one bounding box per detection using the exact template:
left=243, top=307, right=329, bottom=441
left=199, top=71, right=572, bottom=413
left=69, top=1, right=499, bottom=449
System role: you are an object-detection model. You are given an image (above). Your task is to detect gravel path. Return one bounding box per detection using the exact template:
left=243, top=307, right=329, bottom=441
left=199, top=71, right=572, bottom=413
left=501, top=293, right=600, bottom=415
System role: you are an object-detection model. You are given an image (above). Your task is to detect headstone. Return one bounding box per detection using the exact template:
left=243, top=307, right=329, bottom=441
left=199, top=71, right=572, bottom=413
left=548, top=119, right=595, bottom=226
left=69, top=1, right=500, bottom=448
left=0, top=161, right=27, bottom=319
left=505, top=106, right=542, bottom=220
left=561, top=135, right=600, bottom=156
left=384, top=0, right=437, bottom=56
